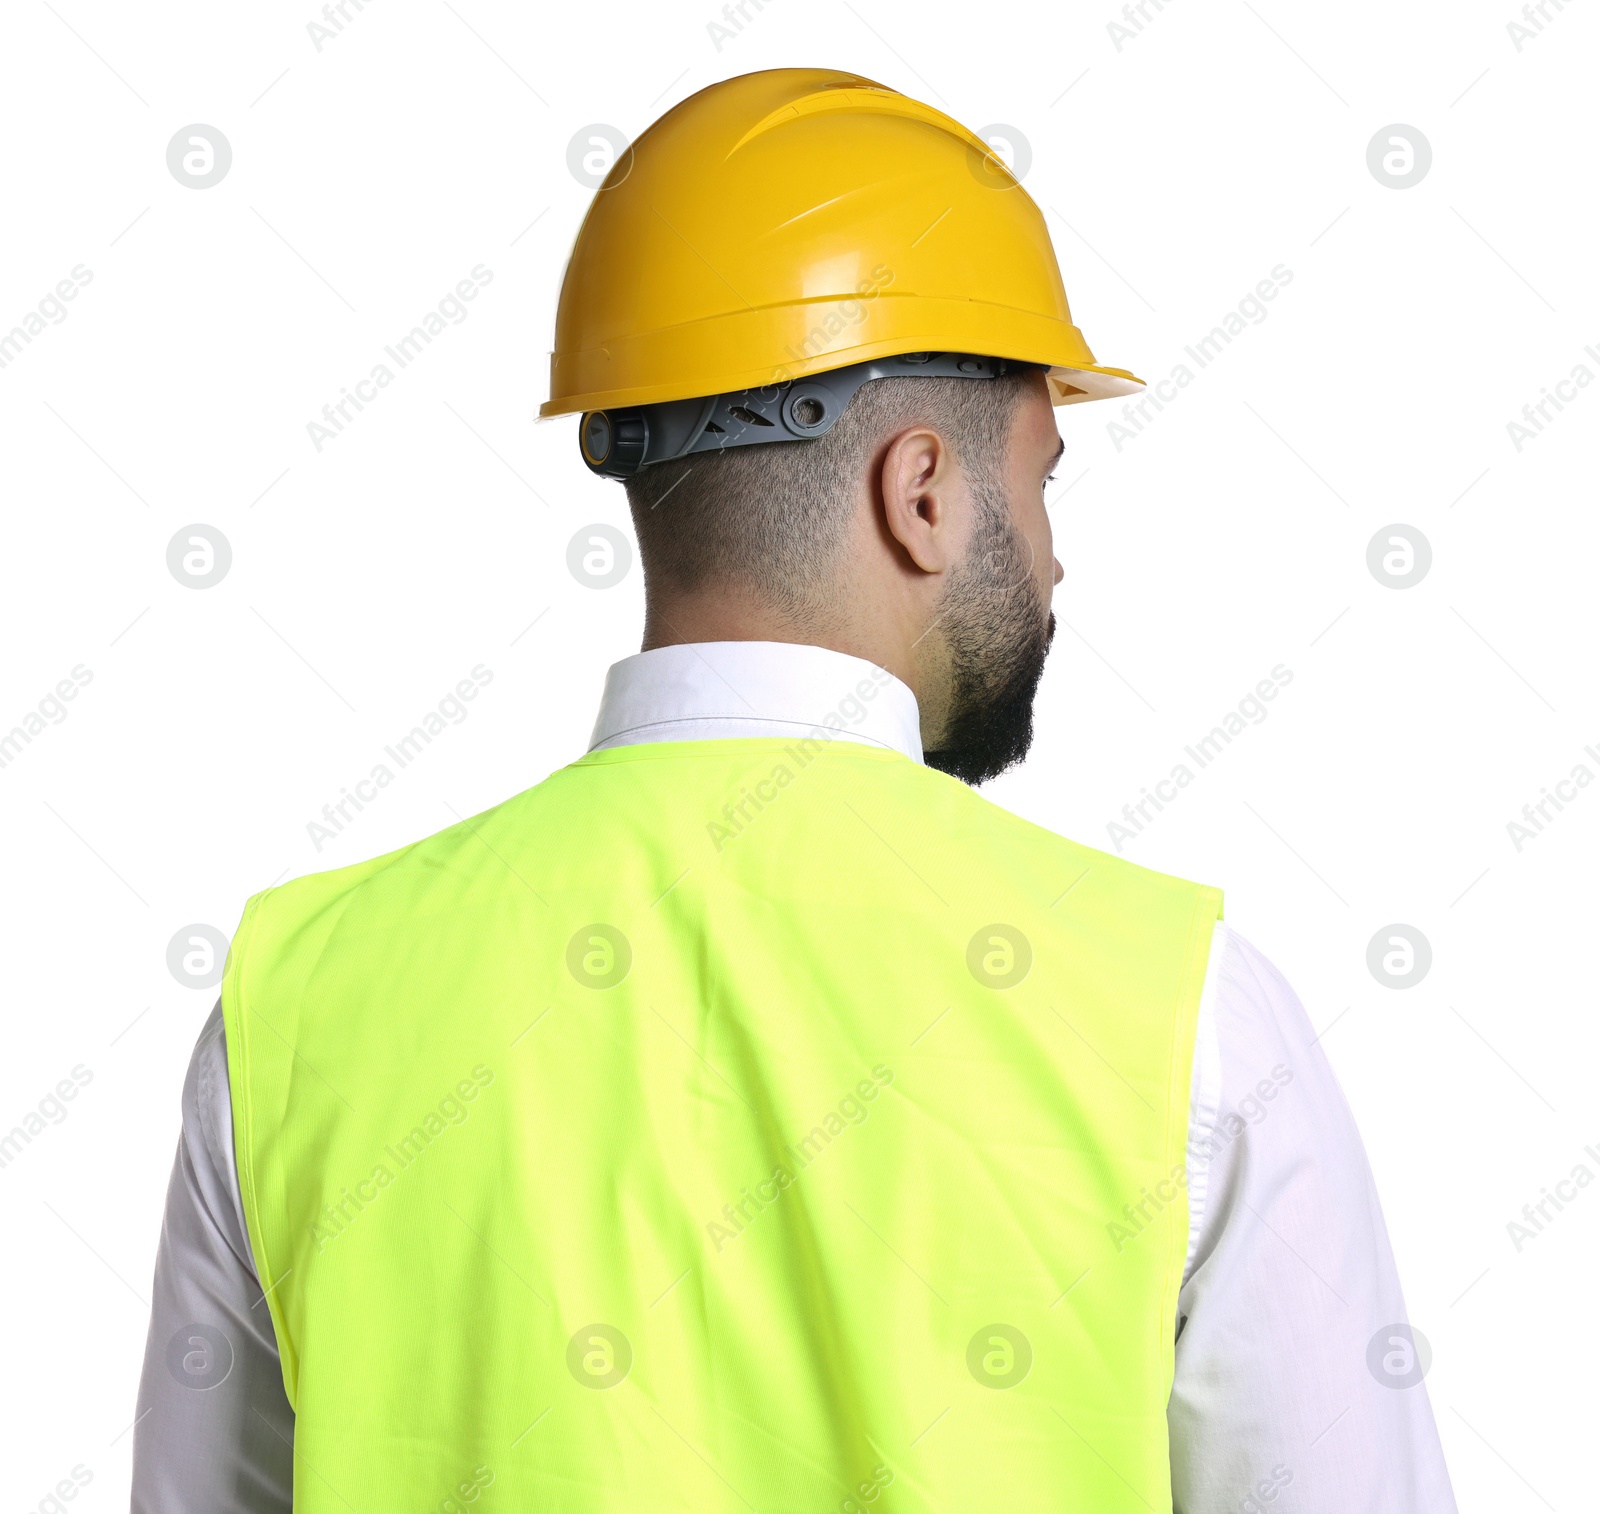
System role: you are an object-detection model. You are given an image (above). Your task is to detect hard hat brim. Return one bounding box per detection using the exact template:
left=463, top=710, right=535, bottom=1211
left=539, top=358, right=1144, bottom=418
left=1044, top=365, right=1146, bottom=405
left=538, top=297, right=1144, bottom=419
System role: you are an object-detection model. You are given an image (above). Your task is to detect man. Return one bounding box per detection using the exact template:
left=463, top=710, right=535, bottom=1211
left=134, top=68, right=1455, bottom=1511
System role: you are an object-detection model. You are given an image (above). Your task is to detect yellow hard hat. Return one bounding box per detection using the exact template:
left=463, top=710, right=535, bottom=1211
left=541, top=66, right=1143, bottom=444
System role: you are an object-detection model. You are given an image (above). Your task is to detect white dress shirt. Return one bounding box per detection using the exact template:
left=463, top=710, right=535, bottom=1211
left=132, top=640, right=1456, bottom=1512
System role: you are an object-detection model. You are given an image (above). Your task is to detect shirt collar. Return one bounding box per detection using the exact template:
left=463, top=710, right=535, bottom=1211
left=588, top=640, right=924, bottom=764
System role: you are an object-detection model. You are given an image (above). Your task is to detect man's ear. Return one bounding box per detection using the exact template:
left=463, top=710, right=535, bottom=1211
left=878, top=425, right=965, bottom=575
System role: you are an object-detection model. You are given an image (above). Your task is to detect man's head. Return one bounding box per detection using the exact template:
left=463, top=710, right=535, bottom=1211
left=623, top=367, right=1064, bottom=784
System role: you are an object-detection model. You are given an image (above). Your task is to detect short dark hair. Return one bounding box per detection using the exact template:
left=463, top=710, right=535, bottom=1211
left=622, top=370, right=1036, bottom=614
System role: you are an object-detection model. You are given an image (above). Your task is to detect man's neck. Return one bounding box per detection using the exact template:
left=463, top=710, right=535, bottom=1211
left=640, top=595, right=926, bottom=712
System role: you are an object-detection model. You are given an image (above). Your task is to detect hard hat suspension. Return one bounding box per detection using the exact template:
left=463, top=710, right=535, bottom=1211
left=578, top=351, right=1038, bottom=479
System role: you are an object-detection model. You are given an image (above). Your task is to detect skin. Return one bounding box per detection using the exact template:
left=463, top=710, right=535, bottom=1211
left=641, top=370, right=1065, bottom=751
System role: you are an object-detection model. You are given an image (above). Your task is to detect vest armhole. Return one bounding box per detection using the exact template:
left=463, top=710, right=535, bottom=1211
left=221, top=885, right=301, bottom=1413
left=1157, top=884, right=1224, bottom=1393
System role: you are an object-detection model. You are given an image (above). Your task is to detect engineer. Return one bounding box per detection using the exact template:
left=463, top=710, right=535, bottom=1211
left=134, top=66, right=1456, bottom=1513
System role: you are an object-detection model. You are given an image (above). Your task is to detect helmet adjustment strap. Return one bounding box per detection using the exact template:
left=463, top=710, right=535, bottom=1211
left=577, top=351, right=1037, bottom=479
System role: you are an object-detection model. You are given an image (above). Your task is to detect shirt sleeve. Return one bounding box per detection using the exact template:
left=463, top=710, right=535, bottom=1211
left=1169, top=924, right=1457, bottom=1512
left=131, top=1002, right=294, bottom=1514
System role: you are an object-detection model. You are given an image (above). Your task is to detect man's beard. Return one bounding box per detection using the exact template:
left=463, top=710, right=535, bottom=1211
left=923, top=493, right=1055, bottom=787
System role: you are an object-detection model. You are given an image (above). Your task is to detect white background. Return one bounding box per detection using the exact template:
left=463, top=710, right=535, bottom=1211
left=1, top=0, right=1595, bottom=1507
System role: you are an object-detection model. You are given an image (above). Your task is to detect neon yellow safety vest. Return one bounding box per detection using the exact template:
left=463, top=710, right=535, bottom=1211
left=223, top=737, right=1221, bottom=1512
